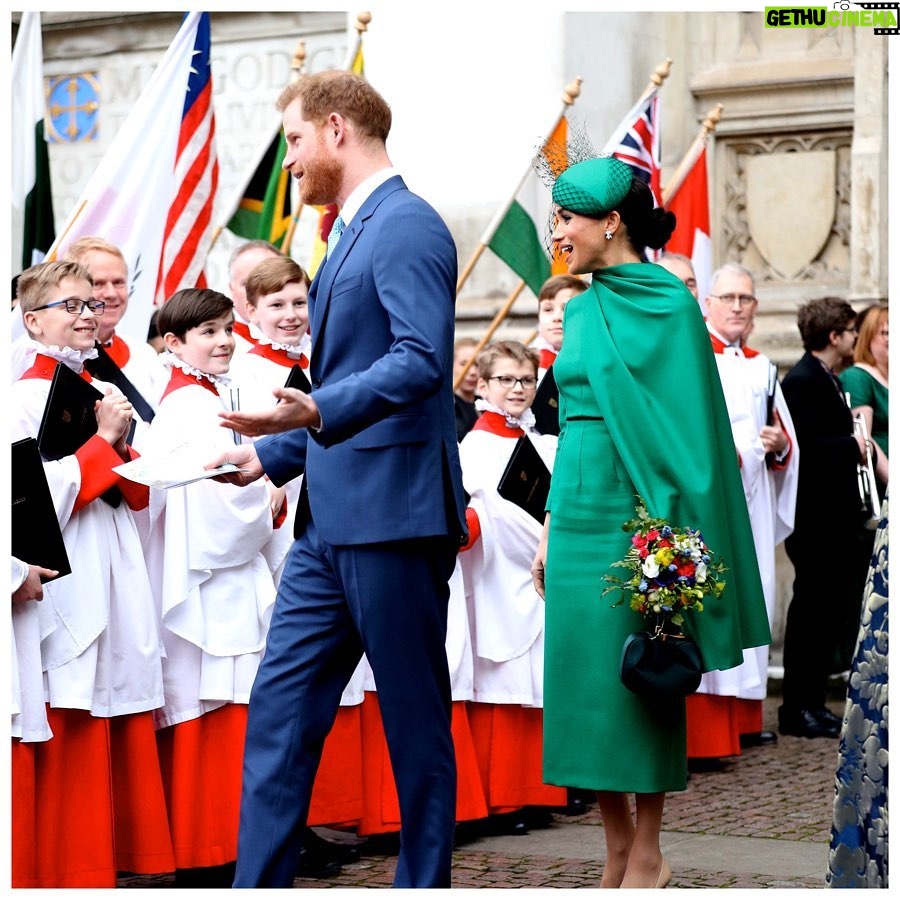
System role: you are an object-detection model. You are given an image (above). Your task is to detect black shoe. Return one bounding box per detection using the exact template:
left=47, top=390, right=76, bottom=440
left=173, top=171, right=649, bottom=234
left=778, top=706, right=839, bottom=739
left=687, top=756, right=731, bottom=773
left=739, top=730, right=778, bottom=748
left=174, top=861, right=236, bottom=887
left=489, top=812, right=529, bottom=835
left=296, top=849, right=343, bottom=879
left=303, top=827, right=362, bottom=865
left=813, top=707, right=843, bottom=729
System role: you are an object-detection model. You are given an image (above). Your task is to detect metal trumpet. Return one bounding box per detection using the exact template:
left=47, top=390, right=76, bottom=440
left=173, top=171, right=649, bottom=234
left=849, top=396, right=881, bottom=529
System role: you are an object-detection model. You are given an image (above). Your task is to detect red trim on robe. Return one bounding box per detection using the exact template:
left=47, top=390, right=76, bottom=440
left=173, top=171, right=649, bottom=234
left=16, top=707, right=173, bottom=887
left=110, top=712, right=176, bottom=874
left=466, top=703, right=566, bottom=812
left=686, top=693, right=742, bottom=759
left=472, top=410, right=524, bottom=438
left=708, top=331, right=760, bottom=358
left=308, top=706, right=365, bottom=828
left=356, top=693, right=488, bottom=835
left=160, top=365, right=222, bottom=402
left=232, top=320, right=257, bottom=346
left=538, top=348, right=557, bottom=370
left=248, top=342, right=309, bottom=369
left=11, top=739, right=39, bottom=888
left=19, top=354, right=149, bottom=512
left=18, top=352, right=94, bottom=383
left=103, top=334, right=132, bottom=368
left=460, top=507, right=482, bottom=551
left=73, top=434, right=149, bottom=513
left=734, top=698, right=764, bottom=736
left=155, top=704, right=248, bottom=869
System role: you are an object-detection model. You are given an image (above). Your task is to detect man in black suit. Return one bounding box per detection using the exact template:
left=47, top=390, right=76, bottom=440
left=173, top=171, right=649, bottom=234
left=780, top=297, right=868, bottom=738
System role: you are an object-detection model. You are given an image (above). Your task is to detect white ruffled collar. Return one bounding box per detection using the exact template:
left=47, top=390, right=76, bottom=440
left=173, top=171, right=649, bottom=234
left=160, top=350, right=231, bottom=387
left=475, top=398, right=536, bottom=431
left=22, top=338, right=98, bottom=374
left=256, top=331, right=311, bottom=359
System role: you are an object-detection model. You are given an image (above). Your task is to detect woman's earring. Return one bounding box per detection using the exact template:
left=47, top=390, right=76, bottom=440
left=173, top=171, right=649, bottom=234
left=604, top=230, right=613, bottom=241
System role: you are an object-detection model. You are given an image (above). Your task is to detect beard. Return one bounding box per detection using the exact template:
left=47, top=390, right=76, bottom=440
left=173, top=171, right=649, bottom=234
left=297, top=139, right=343, bottom=207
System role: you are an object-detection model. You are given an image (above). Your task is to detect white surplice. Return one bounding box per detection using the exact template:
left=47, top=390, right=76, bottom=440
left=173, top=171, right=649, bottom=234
left=698, top=339, right=799, bottom=700
left=11, top=374, right=165, bottom=718
left=457, top=421, right=557, bottom=706
left=142, top=376, right=277, bottom=728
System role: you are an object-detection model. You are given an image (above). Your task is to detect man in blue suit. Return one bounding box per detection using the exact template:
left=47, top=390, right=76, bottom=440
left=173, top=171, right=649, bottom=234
left=210, top=70, right=467, bottom=888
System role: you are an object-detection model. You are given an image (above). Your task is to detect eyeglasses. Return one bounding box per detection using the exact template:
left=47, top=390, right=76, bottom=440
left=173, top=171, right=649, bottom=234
left=709, top=293, right=757, bottom=307
left=488, top=375, right=538, bottom=391
left=32, top=298, right=107, bottom=315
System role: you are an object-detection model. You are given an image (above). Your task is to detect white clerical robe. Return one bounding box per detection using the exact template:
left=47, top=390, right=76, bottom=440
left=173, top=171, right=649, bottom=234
left=142, top=376, right=276, bottom=728
left=11, top=559, right=52, bottom=742
left=698, top=338, right=799, bottom=700
left=11, top=372, right=165, bottom=718
left=457, top=421, right=557, bottom=706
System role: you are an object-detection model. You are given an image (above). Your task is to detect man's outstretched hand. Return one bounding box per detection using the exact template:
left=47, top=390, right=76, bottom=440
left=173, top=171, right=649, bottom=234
left=219, top=388, right=321, bottom=437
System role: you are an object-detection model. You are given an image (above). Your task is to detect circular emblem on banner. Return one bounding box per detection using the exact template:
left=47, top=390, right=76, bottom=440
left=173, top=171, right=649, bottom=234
left=46, top=73, right=100, bottom=143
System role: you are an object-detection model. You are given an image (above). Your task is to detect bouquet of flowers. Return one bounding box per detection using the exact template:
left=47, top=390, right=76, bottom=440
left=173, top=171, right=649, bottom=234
left=603, top=498, right=727, bottom=628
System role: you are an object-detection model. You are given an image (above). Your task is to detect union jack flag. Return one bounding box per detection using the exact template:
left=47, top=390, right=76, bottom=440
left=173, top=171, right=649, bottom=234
left=155, top=12, right=219, bottom=302
left=602, top=89, right=661, bottom=207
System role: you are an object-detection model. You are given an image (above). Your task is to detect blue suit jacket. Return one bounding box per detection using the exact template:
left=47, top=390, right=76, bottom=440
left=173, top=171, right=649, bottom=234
left=255, top=175, right=467, bottom=546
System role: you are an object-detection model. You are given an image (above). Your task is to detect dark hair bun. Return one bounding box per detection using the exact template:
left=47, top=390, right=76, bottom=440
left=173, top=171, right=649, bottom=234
left=644, top=208, right=676, bottom=250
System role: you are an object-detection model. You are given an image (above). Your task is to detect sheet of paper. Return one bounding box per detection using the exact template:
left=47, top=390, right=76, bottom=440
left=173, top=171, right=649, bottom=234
left=113, top=441, right=243, bottom=490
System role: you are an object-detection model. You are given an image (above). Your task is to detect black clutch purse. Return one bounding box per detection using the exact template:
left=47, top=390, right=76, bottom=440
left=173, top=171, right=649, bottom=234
left=619, top=622, right=702, bottom=698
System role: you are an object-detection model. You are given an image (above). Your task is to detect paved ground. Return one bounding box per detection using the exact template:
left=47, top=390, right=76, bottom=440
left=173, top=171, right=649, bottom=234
left=119, top=684, right=848, bottom=889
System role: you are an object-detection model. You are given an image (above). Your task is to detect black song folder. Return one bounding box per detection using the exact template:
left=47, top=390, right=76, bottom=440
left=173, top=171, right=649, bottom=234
left=531, top=368, right=560, bottom=436
left=36, top=362, right=121, bottom=508
left=12, top=437, right=72, bottom=581
left=36, top=362, right=104, bottom=460
left=497, top=435, right=551, bottom=523
left=284, top=363, right=312, bottom=394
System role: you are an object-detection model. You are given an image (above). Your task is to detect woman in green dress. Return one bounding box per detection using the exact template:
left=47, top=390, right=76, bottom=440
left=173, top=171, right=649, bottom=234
left=839, top=303, right=888, bottom=491
left=531, top=157, right=770, bottom=888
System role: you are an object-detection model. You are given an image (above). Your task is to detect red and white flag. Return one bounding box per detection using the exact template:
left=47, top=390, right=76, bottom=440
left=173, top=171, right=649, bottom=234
left=665, top=144, right=712, bottom=310
left=47, top=12, right=217, bottom=344
left=155, top=13, right=218, bottom=303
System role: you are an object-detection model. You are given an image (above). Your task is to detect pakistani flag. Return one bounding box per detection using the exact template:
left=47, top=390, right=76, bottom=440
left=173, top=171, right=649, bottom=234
left=12, top=11, right=55, bottom=272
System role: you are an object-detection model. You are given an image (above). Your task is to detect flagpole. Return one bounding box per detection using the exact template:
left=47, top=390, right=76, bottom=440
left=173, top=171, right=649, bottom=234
left=342, top=10, right=371, bottom=71
left=275, top=40, right=311, bottom=255
left=661, top=103, right=723, bottom=206
left=455, top=76, right=583, bottom=297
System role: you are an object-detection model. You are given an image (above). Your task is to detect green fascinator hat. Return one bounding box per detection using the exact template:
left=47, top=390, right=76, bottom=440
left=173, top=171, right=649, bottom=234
left=551, top=156, right=634, bottom=217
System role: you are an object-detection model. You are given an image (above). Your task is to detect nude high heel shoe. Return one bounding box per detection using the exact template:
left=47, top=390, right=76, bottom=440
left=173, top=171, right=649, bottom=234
left=655, top=857, right=672, bottom=889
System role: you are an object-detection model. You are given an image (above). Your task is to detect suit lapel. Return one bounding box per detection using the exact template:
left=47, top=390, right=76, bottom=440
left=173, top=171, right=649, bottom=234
left=310, top=175, right=406, bottom=358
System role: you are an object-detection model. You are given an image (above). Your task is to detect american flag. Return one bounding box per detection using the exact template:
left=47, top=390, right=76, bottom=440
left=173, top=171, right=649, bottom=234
left=155, top=12, right=218, bottom=302
left=603, top=90, right=661, bottom=207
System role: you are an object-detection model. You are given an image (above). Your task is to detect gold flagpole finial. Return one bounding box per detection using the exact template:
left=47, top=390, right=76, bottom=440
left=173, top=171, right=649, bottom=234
left=649, top=57, right=673, bottom=88
left=355, top=11, right=372, bottom=34
left=562, top=76, right=583, bottom=107
left=291, top=40, right=307, bottom=75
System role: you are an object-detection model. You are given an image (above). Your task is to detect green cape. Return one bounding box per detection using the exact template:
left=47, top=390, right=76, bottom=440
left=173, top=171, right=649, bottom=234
left=576, top=262, right=770, bottom=671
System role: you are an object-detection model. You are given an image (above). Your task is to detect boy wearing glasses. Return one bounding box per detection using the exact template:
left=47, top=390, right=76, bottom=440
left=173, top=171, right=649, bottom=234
left=456, top=340, right=566, bottom=831
left=11, top=261, right=171, bottom=886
